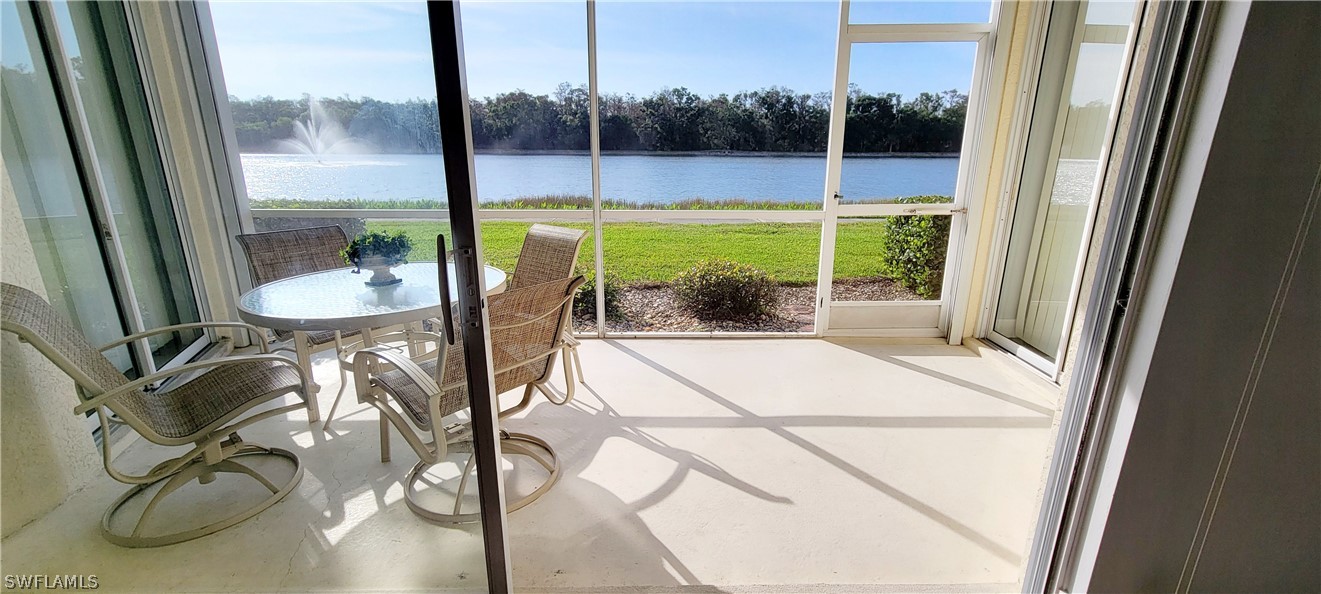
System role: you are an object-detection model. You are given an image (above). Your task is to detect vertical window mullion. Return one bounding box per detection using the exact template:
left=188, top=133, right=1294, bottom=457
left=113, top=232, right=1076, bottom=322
left=587, top=0, right=605, bottom=338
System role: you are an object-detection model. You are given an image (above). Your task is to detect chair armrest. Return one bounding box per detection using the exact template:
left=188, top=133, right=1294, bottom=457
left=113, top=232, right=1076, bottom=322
left=74, top=354, right=307, bottom=416
left=352, top=346, right=441, bottom=396
left=98, top=322, right=272, bottom=354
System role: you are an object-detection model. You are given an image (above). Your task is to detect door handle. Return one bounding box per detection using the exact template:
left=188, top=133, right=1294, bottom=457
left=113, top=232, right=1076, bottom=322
left=435, top=235, right=456, bottom=345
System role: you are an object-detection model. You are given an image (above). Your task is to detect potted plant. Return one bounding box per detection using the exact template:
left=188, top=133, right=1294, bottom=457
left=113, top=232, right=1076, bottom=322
left=343, top=231, right=413, bottom=287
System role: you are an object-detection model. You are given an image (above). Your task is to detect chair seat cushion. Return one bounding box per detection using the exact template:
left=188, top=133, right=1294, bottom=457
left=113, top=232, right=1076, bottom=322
left=125, top=360, right=302, bottom=439
left=373, top=357, right=468, bottom=429
left=273, top=328, right=360, bottom=346
left=306, top=329, right=357, bottom=346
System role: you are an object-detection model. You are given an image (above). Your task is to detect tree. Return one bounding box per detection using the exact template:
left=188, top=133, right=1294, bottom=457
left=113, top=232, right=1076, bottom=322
left=224, top=83, right=967, bottom=155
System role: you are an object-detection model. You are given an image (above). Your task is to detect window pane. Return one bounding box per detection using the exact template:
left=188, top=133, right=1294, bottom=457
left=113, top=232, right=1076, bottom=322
left=601, top=221, right=820, bottom=333
left=464, top=1, right=590, bottom=209
left=840, top=42, right=975, bottom=204
left=595, top=1, right=835, bottom=331
left=211, top=1, right=446, bottom=218
left=849, top=1, right=992, bottom=24
left=1, top=1, right=134, bottom=372
left=53, top=0, right=203, bottom=367
left=992, top=0, right=1137, bottom=362
left=597, top=1, right=835, bottom=210
left=832, top=216, right=950, bottom=301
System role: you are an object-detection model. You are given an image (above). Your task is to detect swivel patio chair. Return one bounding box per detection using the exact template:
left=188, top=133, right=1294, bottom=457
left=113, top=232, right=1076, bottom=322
left=509, top=223, right=589, bottom=392
left=352, top=273, right=585, bottom=523
left=0, top=283, right=308, bottom=547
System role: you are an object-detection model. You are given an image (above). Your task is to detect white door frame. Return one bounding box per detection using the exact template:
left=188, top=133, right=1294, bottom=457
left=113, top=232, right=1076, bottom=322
left=815, top=0, right=1012, bottom=339
left=982, top=0, right=1143, bottom=379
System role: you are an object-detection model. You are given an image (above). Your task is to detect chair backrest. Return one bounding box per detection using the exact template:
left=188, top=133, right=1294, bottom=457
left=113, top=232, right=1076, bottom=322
left=1, top=283, right=209, bottom=441
left=235, top=226, right=350, bottom=287
left=1, top=283, right=132, bottom=398
left=508, top=224, right=588, bottom=290
left=0, top=282, right=144, bottom=402
left=434, top=276, right=585, bottom=396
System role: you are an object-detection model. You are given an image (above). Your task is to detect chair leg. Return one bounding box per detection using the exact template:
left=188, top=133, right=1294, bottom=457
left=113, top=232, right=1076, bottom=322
left=294, top=333, right=320, bottom=423
left=401, top=431, right=559, bottom=525
left=452, top=453, right=479, bottom=517
left=379, top=407, right=391, bottom=463
left=323, top=331, right=349, bottom=430
left=570, top=343, right=585, bottom=384
left=101, top=444, right=303, bottom=548
left=323, top=380, right=350, bottom=433
left=562, top=333, right=585, bottom=385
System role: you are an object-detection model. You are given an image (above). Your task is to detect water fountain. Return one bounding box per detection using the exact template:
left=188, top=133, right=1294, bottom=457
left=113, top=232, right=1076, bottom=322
left=276, top=97, right=368, bottom=160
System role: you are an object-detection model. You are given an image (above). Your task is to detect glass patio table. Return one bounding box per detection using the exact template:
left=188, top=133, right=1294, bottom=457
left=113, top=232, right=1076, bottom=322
left=237, top=261, right=507, bottom=333
left=237, top=261, right=507, bottom=427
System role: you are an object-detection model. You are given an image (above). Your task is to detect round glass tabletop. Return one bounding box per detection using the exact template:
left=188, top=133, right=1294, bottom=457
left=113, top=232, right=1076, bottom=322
left=237, top=262, right=507, bottom=332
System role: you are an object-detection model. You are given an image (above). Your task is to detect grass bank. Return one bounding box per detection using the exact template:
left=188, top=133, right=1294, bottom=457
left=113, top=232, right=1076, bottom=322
left=256, top=195, right=950, bottom=285
left=366, top=220, right=890, bottom=286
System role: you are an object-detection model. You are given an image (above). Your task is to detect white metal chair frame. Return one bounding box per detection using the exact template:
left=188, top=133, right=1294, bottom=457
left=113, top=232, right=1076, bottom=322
left=1, top=309, right=309, bottom=547
left=352, top=276, right=584, bottom=524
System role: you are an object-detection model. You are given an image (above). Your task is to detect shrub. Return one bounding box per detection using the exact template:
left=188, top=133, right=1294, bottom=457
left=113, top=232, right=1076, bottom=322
left=573, top=272, right=623, bottom=318
left=880, top=196, right=951, bottom=298
left=672, top=258, right=780, bottom=320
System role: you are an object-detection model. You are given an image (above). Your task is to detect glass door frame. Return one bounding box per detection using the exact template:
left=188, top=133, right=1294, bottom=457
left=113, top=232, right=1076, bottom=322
left=23, top=0, right=211, bottom=377
left=981, top=0, right=1141, bottom=378
left=816, top=0, right=1007, bottom=338
left=429, top=2, right=513, bottom=588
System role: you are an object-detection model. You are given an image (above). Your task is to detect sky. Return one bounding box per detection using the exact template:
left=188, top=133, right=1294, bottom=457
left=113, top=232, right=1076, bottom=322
left=208, top=0, right=1132, bottom=105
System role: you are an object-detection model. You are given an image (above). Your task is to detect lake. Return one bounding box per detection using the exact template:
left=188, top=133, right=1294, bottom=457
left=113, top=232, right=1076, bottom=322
left=238, top=153, right=963, bottom=205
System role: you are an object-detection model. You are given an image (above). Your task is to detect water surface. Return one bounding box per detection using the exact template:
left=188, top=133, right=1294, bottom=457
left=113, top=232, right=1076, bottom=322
left=239, top=153, right=963, bottom=204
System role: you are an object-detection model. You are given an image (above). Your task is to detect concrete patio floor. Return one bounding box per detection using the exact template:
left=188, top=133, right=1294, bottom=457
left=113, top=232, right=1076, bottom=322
left=0, top=338, right=1059, bottom=592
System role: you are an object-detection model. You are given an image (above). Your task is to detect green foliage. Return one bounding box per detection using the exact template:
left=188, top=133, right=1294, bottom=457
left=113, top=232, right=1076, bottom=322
left=573, top=272, right=623, bottom=318
left=360, top=219, right=903, bottom=286
left=250, top=195, right=843, bottom=212
left=226, top=84, right=968, bottom=154
left=342, top=231, right=413, bottom=267
left=672, top=259, right=780, bottom=320
left=879, top=196, right=952, bottom=298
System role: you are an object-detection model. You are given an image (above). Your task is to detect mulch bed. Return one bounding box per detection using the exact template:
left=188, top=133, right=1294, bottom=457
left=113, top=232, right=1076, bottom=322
left=573, top=277, right=920, bottom=333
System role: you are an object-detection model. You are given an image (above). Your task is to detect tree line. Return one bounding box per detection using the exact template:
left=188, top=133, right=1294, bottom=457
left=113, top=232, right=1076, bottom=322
left=227, top=83, right=969, bottom=155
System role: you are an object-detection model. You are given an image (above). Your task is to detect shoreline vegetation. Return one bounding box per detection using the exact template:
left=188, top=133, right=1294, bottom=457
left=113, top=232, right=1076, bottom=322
left=249, top=194, right=950, bottom=211
left=227, top=84, right=968, bottom=155
left=243, top=149, right=961, bottom=159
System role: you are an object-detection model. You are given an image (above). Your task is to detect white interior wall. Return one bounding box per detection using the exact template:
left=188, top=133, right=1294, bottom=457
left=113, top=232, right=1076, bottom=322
left=0, top=159, right=102, bottom=538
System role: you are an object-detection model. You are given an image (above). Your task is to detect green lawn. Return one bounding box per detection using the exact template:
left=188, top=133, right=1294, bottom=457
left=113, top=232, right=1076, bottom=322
left=366, top=220, right=891, bottom=286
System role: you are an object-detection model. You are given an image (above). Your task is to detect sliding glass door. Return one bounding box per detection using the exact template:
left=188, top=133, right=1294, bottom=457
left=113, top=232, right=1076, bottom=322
left=52, top=0, right=204, bottom=367
left=988, top=0, right=1138, bottom=374
left=198, top=0, right=511, bottom=587
left=2, top=0, right=134, bottom=371
left=1, top=0, right=204, bottom=378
